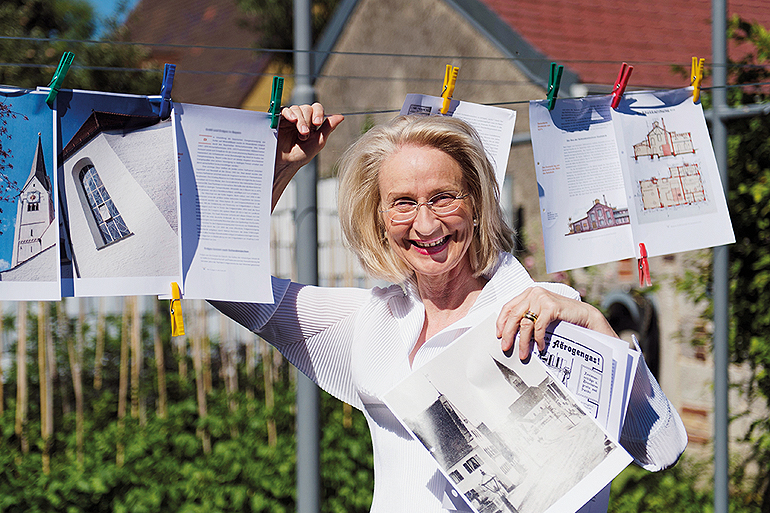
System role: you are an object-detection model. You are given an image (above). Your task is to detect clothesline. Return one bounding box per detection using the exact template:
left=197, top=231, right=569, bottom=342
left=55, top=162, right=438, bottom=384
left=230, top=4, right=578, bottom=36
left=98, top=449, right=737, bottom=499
left=3, top=35, right=770, bottom=70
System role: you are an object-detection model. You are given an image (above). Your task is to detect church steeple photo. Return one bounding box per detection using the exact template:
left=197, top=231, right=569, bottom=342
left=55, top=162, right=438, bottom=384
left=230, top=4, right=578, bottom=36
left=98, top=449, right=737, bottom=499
left=11, top=133, right=54, bottom=268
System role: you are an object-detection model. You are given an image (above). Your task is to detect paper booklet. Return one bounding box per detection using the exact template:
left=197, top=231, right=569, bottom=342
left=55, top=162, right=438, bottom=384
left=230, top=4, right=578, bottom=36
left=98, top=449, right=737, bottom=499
left=530, top=87, right=734, bottom=273
left=383, top=313, right=635, bottom=513
left=400, top=94, right=516, bottom=189
left=173, top=102, right=275, bottom=302
left=49, top=87, right=276, bottom=301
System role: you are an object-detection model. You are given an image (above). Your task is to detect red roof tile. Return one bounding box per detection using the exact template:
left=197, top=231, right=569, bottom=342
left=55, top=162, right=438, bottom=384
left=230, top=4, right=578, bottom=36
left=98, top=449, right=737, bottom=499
left=123, top=0, right=269, bottom=108
left=481, top=0, right=770, bottom=89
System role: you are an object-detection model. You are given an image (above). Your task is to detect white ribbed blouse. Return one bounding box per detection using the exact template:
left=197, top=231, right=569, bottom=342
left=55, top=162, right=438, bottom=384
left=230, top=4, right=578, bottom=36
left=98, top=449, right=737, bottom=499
left=211, top=253, right=687, bottom=513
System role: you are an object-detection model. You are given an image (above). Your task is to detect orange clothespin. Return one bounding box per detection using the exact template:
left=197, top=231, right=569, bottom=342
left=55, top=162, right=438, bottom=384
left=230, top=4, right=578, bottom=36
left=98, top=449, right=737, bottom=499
left=170, top=282, right=185, bottom=336
left=638, top=243, right=651, bottom=287
left=691, top=57, right=705, bottom=103
left=611, top=62, right=633, bottom=109
left=440, top=64, right=459, bottom=115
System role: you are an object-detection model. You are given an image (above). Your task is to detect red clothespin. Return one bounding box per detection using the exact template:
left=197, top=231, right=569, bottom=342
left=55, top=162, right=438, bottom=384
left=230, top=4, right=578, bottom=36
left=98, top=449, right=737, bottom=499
left=691, top=57, right=705, bottom=103
left=638, top=243, right=651, bottom=287
left=440, top=64, right=459, bottom=115
left=611, top=62, right=633, bottom=109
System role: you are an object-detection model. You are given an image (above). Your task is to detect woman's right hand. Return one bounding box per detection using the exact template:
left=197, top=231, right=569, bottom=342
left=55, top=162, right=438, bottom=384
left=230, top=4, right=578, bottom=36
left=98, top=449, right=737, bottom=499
left=272, top=103, right=344, bottom=211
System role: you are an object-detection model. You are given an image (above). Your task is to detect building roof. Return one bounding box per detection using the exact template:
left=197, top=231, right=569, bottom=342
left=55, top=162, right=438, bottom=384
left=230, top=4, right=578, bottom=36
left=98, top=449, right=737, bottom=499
left=479, top=0, right=770, bottom=90
left=61, top=111, right=159, bottom=161
left=24, top=134, right=51, bottom=193
left=123, top=0, right=270, bottom=108
left=317, top=0, right=770, bottom=93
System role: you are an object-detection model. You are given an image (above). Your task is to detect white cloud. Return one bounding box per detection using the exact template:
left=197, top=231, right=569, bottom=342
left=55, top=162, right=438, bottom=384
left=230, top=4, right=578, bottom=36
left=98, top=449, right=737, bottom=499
left=0, top=259, right=10, bottom=271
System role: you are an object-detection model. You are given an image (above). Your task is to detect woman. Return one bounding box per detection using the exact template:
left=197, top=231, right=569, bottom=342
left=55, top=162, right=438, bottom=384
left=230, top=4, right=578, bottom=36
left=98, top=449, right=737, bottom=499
left=212, top=103, right=687, bottom=512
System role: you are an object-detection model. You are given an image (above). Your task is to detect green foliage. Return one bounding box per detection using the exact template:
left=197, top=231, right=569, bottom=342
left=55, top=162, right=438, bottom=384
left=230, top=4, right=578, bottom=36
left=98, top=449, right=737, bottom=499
left=676, top=16, right=770, bottom=511
left=0, top=341, right=374, bottom=512
left=0, top=0, right=158, bottom=95
left=235, top=0, right=341, bottom=63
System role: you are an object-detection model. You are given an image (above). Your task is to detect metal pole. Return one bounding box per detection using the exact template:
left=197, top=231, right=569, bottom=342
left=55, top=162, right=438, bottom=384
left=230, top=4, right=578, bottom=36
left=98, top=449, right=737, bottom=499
left=293, top=0, right=320, bottom=512
left=711, top=0, right=729, bottom=511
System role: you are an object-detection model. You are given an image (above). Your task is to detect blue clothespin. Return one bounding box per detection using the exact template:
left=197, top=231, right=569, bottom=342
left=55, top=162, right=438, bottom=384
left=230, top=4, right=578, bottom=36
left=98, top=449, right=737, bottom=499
left=159, top=63, right=176, bottom=119
left=440, top=65, right=459, bottom=115
left=547, top=62, right=564, bottom=110
left=45, top=52, right=74, bottom=108
left=269, top=76, right=284, bottom=129
left=610, top=62, right=633, bottom=109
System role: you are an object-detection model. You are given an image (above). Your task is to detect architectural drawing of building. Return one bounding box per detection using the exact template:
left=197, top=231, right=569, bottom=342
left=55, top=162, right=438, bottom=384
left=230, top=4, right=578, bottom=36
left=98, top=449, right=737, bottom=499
left=640, top=163, right=706, bottom=210
left=567, top=197, right=630, bottom=235
left=633, top=119, right=695, bottom=160
left=0, top=134, right=57, bottom=282
left=61, top=112, right=179, bottom=279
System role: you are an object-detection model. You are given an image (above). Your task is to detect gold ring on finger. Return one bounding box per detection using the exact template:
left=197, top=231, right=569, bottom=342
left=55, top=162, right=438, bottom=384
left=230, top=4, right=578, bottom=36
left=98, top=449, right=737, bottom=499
left=523, top=310, right=538, bottom=323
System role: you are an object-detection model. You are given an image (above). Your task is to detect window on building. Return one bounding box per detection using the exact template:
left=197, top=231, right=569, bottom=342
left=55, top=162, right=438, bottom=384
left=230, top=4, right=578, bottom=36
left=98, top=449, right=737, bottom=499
left=463, top=456, right=481, bottom=474
left=465, top=489, right=480, bottom=502
left=79, top=164, right=130, bottom=245
left=27, top=203, right=39, bottom=212
left=449, top=470, right=463, bottom=484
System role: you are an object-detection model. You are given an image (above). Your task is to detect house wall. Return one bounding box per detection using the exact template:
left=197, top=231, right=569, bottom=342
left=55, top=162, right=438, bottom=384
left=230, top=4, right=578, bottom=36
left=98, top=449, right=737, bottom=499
left=62, top=124, right=179, bottom=279
left=314, top=0, right=546, bottom=280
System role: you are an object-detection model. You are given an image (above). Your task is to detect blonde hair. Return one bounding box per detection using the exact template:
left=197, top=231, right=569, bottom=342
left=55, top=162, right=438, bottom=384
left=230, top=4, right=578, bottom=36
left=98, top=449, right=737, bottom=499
left=337, top=115, right=514, bottom=283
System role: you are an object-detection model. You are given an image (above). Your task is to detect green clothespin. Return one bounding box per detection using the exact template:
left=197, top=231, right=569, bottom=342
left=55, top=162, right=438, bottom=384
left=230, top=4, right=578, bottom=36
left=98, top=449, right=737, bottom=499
left=269, top=76, right=284, bottom=129
left=547, top=62, right=563, bottom=111
left=46, top=52, right=74, bottom=108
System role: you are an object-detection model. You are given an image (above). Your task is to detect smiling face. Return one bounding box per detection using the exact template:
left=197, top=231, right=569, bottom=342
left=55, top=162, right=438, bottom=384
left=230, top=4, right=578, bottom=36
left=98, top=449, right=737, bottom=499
left=378, top=144, right=476, bottom=284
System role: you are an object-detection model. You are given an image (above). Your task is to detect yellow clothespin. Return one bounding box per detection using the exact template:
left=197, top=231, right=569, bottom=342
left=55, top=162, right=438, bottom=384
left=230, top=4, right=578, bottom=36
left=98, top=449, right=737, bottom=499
left=691, top=57, right=705, bottom=103
left=440, top=64, right=459, bottom=115
left=170, top=282, right=185, bottom=336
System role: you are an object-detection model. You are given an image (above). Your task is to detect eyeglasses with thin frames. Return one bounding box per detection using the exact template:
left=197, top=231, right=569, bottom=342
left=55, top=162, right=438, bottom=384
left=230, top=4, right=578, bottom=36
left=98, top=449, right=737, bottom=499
left=380, top=191, right=469, bottom=223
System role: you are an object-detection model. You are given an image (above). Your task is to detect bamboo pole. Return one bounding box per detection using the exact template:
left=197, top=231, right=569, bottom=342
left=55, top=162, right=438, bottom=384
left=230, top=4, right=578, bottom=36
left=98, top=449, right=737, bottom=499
left=65, top=300, right=84, bottom=465
left=15, top=302, right=28, bottom=454
left=130, top=297, right=144, bottom=425
left=245, top=333, right=256, bottom=401
left=193, top=300, right=210, bottom=454
left=117, top=298, right=130, bottom=467
left=38, top=302, right=50, bottom=474
left=154, top=299, right=167, bottom=419
left=261, top=337, right=277, bottom=447
left=202, top=302, right=211, bottom=395
left=94, top=297, right=105, bottom=390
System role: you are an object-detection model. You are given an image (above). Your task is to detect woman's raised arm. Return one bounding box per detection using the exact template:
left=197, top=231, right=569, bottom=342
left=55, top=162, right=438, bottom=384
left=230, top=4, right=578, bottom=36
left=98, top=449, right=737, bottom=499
left=272, top=103, right=344, bottom=211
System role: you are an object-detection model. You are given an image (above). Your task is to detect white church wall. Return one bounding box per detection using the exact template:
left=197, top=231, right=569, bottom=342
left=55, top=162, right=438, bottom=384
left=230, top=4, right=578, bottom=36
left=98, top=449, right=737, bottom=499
left=63, top=124, right=179, bottom=279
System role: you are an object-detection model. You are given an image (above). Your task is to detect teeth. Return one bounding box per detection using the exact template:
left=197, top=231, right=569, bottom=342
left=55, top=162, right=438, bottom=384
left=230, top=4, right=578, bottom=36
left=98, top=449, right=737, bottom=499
left=413, top=236, right=448, bottom=248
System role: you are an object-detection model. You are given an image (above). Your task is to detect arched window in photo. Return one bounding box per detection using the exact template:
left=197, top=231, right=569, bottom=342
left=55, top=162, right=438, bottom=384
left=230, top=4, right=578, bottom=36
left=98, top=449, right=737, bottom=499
left=79, top=164, right=130, bottom=245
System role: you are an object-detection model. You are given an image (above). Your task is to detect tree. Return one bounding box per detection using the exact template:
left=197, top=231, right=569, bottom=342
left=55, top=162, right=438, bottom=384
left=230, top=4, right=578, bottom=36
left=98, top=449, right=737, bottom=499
left=0, top=0, right=158, bottom=95
left=677, top=16, right=770, bottom=511
left=235, top=0, right=341, bottom=63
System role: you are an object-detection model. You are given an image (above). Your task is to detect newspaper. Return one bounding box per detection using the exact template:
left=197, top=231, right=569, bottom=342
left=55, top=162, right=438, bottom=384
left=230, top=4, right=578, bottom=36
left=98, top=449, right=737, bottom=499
left=400, top=93, right=516, bottom=189
left=538, top=322, right=640, bottom=513
left=529, top=87, right=734, bottom=273
left=383, top=313, right=634, bottom=513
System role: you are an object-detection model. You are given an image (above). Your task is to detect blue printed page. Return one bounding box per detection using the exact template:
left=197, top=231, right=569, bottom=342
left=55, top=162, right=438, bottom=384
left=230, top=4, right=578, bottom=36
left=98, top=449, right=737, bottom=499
left=529, top=95, right=635, bottom=273
left=0, top=87, right=59, bottom=300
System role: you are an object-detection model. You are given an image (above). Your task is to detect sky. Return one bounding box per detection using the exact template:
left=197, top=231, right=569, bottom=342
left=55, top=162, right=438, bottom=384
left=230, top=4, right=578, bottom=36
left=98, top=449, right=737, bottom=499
left=86, top=0, right=140, bottom=34
left=0, top=90, right=55, bottom=271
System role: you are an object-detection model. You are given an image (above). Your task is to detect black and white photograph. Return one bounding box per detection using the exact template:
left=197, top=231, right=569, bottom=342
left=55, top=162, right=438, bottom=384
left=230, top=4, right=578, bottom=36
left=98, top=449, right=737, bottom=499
left=385, top=314, right=632, bottom=513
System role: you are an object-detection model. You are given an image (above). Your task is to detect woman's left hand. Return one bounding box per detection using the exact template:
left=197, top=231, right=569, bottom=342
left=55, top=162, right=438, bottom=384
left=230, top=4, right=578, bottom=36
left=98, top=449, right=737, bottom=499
left=496, top=286, right=618, bottom=360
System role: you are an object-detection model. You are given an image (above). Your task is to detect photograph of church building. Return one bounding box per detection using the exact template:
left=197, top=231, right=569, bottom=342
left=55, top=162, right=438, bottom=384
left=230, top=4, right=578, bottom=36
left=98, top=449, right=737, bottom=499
left=0, top=134, right=57, bottom=283
left=0, top=89, right=59, bottom=298
left=59, top=105, right=180, bottom=295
